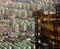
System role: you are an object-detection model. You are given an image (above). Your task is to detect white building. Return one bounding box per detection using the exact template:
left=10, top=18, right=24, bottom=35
left=25, top=3, right=30, bottom=10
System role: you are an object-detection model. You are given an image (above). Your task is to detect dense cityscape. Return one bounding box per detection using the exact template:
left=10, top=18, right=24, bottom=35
left=0, top=0, right=59, bottom=49
left=0, top=0, right=36, bottom=40
left=0, top=0, right=36, bottom=49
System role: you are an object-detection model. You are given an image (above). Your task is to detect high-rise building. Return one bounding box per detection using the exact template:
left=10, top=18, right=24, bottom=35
left=19, top=2, right=23, bottom=9
left=21, top=20, right=27, bottom=31
left=27, top=10, right=33, bottom=17
left=30, top=0, right=34, bottom=10
left=0, top=26, right=12, bottom=33
left=6, top=0, right=11, bottom=5
left=15, top=23, right=19, bottom=33
left=26, top=3, right=30, bottom=10
left=0, top=8, right=5, bottom=14
left=10, top=13, right=15, bottom=32
left=32, top=21, right=35, bottom=30
left=18, top=10, right=27, bottom=18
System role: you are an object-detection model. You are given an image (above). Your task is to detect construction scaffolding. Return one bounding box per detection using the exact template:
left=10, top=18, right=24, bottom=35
left=33, top=0, right=60, bottom=49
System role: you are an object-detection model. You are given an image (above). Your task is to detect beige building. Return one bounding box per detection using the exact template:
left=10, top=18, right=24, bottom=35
left=15, top=23, right=19, bottom=33
left=6, top=0, right=11, bottom=5
left=26, top=3, right=30, bottom=10
left=18, top=10, right=27, bottom=18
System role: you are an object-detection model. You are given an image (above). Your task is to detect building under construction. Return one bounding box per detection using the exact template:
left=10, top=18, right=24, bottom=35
left=33, top=0, right=60, bottom=49
left=0, top=0, right=60, bottom=49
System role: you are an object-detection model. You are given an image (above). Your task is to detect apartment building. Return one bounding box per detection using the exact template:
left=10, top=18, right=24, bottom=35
left=0, top=26, right=12, bottom=33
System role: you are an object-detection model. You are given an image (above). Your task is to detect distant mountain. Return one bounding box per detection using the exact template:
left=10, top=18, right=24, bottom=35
left=11, top=0, right=40, bottom=3
left=11, top=0, right=31, bottom=2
